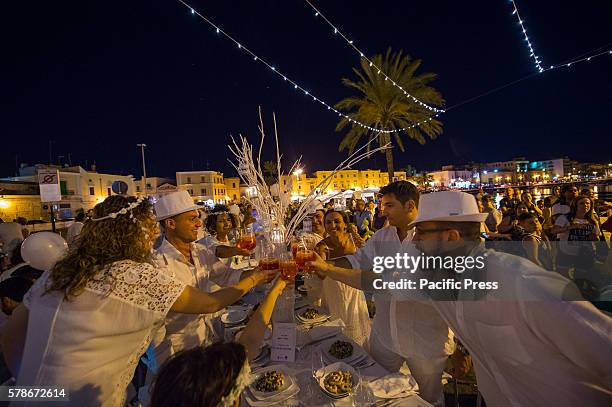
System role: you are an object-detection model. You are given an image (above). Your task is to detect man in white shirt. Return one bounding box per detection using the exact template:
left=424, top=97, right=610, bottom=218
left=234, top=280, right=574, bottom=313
left=152, top=191, right=272, bottom=365
left=310, top=182, right=454, bottom=406
left=409, top=191, right=612, bottom=406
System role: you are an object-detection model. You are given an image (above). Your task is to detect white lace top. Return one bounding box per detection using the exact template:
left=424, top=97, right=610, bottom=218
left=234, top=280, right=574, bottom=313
left=17, top=260, right=186, bottom=407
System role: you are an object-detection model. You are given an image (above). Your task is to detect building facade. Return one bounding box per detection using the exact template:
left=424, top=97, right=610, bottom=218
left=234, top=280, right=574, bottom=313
left=8, top=165, right=135, bottom=219
left=135, top=177, right=176, bottom=198
left=0, top=180, right=44, bottom=221
left=427, top=168, right=475, bottom=188
left=176, top=171, right=227, bottom=204
left=278, top=169, right=407, bottom=198
left=224, top=177, right=241, bottom=203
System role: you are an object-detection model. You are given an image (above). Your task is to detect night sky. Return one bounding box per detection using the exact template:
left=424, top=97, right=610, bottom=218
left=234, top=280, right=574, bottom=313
left=2, top=0, right=611, bottom=180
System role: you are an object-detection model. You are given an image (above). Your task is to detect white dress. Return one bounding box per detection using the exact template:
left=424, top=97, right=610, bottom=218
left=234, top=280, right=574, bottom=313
left=17, top=260, right=186, bottom=407
left=316, top=237, right=371, bottom=346
left=320, top=277, right=371, bottom=346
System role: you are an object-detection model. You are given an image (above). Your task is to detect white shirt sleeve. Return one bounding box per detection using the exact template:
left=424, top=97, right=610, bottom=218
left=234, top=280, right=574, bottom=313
left=526, top=300, right=612, bottom=390
left=345, top=230, right=379, bottom=270
left=198, top=236, right=221, bottom=252
left=209, top=262, right=242, bottom=287
left=197, top=247, right=242, bottom=287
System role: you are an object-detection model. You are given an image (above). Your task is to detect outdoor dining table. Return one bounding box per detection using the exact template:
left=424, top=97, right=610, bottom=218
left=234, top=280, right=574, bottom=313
left=222, top=264, right=433, bottom=407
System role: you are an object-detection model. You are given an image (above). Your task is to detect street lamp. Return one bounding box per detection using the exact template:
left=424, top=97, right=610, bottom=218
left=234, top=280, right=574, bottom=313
left=137, top=144, right=147, bottom=195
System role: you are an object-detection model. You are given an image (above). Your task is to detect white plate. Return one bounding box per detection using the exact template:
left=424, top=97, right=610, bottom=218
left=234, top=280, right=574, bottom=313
left=321, top=337, right=366, bottom=365
left=317, top=361, right=357, bottom=399
left=249, top=365, right=295, bottom=401
left=221, top=309, right=249, bottom=325
left=244, top=383, right=300, bottom=405
left=368, top=373, right=418, bottom=399
left=295, top=306, right=329, bottom=323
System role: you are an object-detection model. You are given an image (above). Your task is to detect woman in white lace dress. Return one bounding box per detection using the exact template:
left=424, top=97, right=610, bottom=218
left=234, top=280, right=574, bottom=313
left=314, top=210, right=371, bottom=346
left=1, top=196, right=274, bottom=407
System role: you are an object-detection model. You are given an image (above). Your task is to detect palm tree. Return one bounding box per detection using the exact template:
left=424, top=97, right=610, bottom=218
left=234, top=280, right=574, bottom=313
left=335, top=48, right=444, bottom=183
left=263, top=160, right=277, bottom=186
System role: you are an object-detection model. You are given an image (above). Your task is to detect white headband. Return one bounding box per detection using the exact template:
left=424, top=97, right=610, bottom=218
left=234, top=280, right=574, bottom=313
left=91, top=196, right=148, bottom=223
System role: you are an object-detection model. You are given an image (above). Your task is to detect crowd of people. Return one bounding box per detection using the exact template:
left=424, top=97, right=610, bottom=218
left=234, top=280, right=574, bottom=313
left=0, top=182, right=610, bottom=407
left=473, top=185, right=612, bottom=302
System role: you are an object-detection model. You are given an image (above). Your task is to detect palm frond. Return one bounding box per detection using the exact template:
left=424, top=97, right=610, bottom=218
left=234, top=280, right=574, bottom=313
left=335, top=48, right=444, bottom=173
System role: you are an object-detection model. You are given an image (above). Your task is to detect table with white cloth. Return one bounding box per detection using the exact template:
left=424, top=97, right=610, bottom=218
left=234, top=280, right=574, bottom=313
left=219, top=289, right=432, bottom=406
left=219, top=260, right=433, bottom=406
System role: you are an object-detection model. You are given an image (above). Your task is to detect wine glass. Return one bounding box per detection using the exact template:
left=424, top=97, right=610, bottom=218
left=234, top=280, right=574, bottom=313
left=279, top=251, right=298, bottom=282
left=350, top=370, right=373, bottom=406
left=296, top=245, right=316, bottom=281
left=259, top=240, right=280, bottom=272
left=309, top=348, right=325, bottom=399
left=237, top=226, right=257, bottom=267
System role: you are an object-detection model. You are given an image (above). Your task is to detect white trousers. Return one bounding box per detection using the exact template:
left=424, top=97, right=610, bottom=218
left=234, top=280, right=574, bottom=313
left=366, top=329, right=447, bottom=407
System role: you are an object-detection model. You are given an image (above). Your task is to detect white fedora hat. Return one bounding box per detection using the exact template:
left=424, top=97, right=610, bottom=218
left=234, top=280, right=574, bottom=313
left=409, top=191, right=489, bottom=226
left=154, top=190, right=200, bottom=221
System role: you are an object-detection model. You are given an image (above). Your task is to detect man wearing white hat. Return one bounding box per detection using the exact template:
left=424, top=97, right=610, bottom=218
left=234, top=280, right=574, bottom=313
left=151, top=191, right=274, bottom=365
left=409, top=191, right=612, bottom=406
left=307, top=181, right=454, bottom=406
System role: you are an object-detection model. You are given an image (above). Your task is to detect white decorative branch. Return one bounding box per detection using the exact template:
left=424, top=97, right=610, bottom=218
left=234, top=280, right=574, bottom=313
left=228, top=108, right=391, bottom=244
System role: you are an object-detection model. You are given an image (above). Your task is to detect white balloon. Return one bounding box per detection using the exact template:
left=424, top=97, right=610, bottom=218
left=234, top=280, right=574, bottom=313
left=20, top=232, right=68, bottom=271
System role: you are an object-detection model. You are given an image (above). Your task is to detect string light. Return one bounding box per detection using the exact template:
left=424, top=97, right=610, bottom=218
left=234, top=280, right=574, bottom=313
left=179, top=0, right=438, bottom=134
left=303, top=0, right=444, bottom=113
left=509, top=0, right=544, bottom=72
left=542, top=48, right=612, bottom=72
left=444, top=46, right=612, bottom=112
left=180, top=0, right=609, bottom=134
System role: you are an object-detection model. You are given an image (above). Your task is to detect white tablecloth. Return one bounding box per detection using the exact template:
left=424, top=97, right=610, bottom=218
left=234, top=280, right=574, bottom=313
left=237, top=320, right=432, bottom=406
left=227, top=262, right=431, bottom=406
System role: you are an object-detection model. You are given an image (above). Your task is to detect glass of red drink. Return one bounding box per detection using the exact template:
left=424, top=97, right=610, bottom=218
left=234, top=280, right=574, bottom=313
left=260, top=258, right=280, bottom=271
left=291, top=242, right=298, bottom=258
left=237, top=226, right=257, bottom=266
left=279, top=252, right=298, bottom=282
left=295, top=248, right=316, bottom=273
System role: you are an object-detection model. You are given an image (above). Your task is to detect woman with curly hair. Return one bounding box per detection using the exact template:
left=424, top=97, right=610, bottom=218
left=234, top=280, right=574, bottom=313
left=199, top=204, right=249, bottom=264
left=1, top=195, right=274, bottom=407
